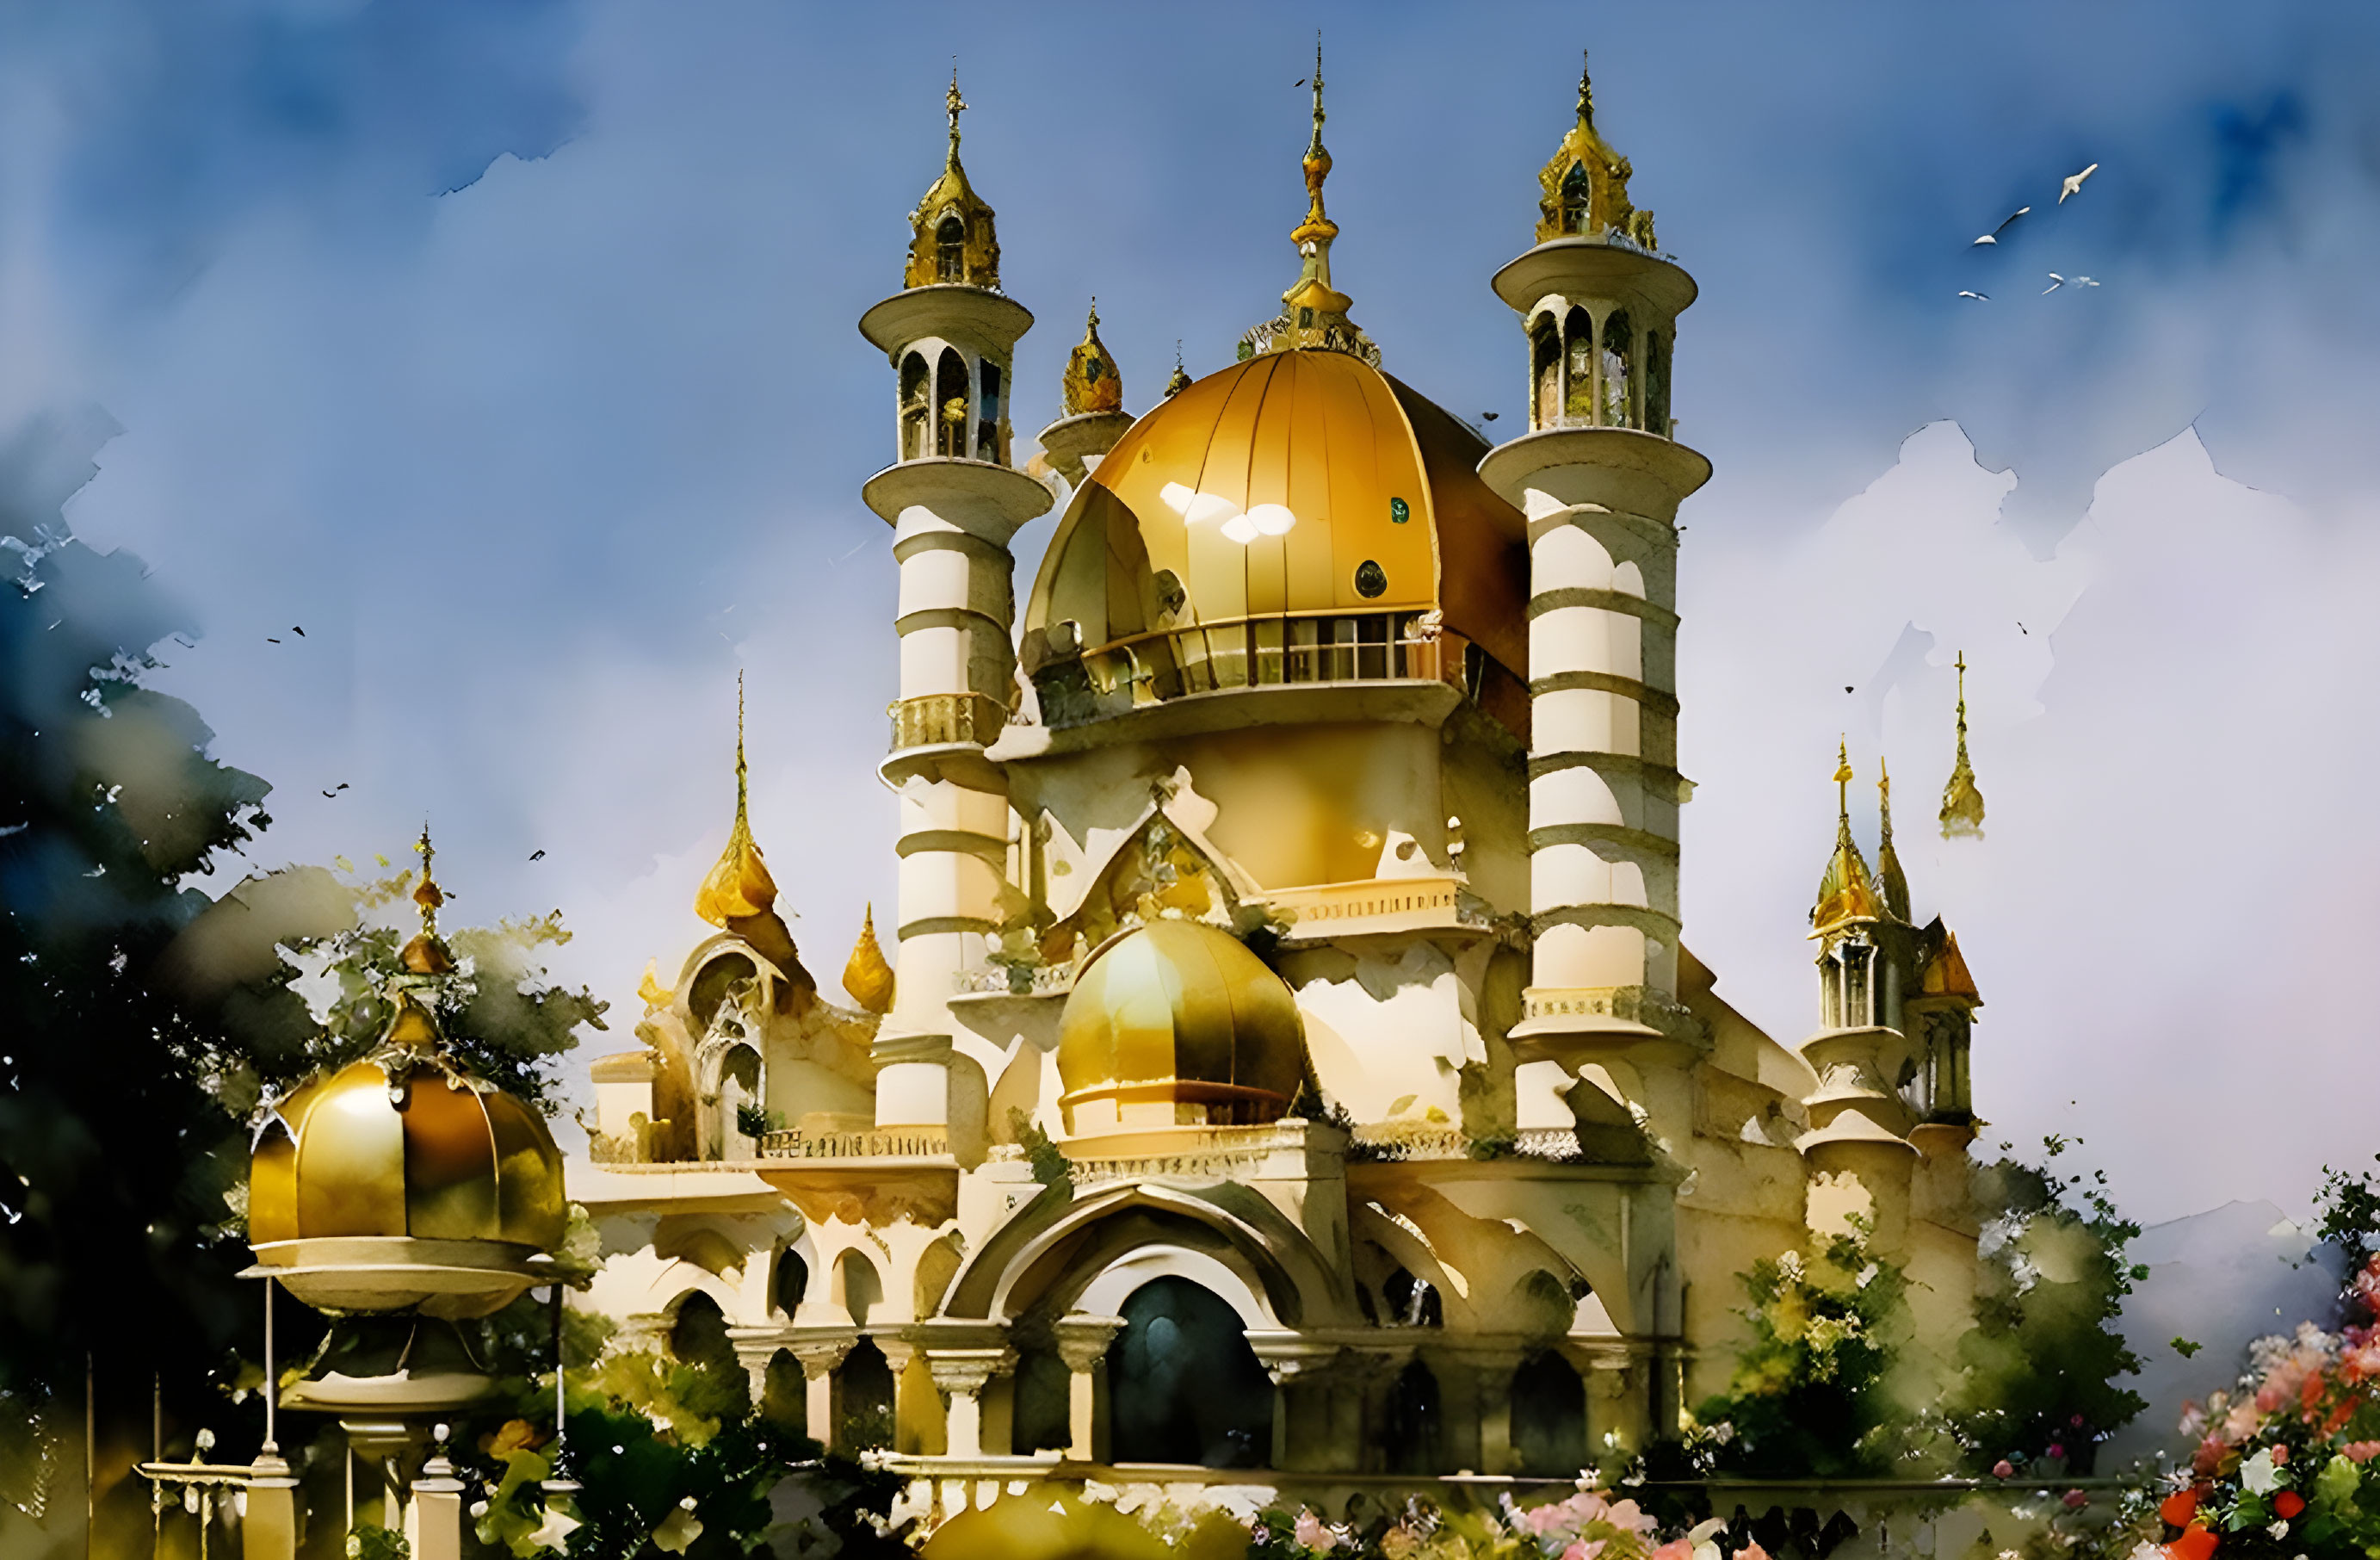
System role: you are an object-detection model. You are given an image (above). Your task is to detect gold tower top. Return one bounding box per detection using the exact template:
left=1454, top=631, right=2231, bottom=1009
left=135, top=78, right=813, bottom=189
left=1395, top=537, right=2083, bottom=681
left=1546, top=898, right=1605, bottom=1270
left=903, top=68, right=1002, bottom=291
left=1876, top=759, right=1912, bottom=921
left=1939, top=653, right=1986, bottom=839
left=842, top=903, right=896, bottom=1015
left=1813, top=740, right=1882, bottom=930
left=399, top=825, right=455, bottom=979
left=1534, top=51, right=1657, bottom=250
left=1061, top=300, right=1124, bottom=417
left=695, top=675, right=781, bottom=926
left=1239, top=39, right=1376, bottom=364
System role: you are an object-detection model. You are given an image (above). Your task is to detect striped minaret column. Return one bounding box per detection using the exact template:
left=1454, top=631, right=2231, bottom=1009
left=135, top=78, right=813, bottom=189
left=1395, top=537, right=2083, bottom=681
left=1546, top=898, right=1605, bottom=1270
left=853, top=77, right=1051, bottom=1130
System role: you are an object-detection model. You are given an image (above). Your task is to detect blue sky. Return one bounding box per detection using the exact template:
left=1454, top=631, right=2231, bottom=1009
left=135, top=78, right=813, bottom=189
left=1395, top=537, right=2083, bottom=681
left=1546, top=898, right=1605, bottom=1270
left=5, top=1, right=2378, bottom=1223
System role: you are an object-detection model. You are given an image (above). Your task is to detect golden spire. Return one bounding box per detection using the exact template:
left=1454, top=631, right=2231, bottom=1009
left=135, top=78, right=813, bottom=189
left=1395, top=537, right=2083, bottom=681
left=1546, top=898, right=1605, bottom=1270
left=1939, top=652, right=1986, bottom=839
left=1812, top=740, right=1881, bottom=930
left=695, top=673, right=780, bottom=926
left=1876, top=758, right=1911, bottom=920
left=904, top=64, right=1000, bottom=290
left=400, top=824, right=455, bottom=976
left=1535, top=46, right=1654, bottom=248
left=1243, top=35, right=1373, bottom=362
left=842, top=904, right=897, bottom=1015
left=1061, top=298, right=1123, bottom=417
left=1164, top=340, right=1190, bottom=399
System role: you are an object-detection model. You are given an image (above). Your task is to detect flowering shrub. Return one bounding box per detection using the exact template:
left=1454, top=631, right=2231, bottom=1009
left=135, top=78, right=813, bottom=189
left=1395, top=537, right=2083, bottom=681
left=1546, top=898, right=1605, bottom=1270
left=1246, top=1485, right=1768, bottom=1560
left=2136, top=1254, right=2380, bottom=1559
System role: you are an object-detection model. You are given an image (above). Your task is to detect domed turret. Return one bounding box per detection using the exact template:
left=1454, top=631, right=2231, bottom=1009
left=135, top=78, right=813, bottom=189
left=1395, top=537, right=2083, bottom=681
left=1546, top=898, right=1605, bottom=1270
left=903, top=69, right=1000, bottom=291
left=246, top=833, right=566, bottom=1319
left=1055, top=920, right=1305, bottom=1136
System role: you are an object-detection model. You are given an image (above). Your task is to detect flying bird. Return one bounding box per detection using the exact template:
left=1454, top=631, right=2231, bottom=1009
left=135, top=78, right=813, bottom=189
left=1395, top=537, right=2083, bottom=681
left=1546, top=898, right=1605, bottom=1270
left=1293, top=77, right=1306, bottom=87
left=2058, top=163, right=2099, bottom=203
left=266, top=636, right=281, bottom=644
left=1971, top=205, right=2031, bottom=245
left=2043, top=274, right=2065, bottom=294
left=320, top=783, right=349, bottom=798
left=292, top=625, right=306, bottom=636
left=1957, top=290, right=1989, bottom=301
left=2071, top=275, right=2100, bottom=288
left=1481, top=411, right=1499, bottom=421
left=529, top=849, right=547, bottom=861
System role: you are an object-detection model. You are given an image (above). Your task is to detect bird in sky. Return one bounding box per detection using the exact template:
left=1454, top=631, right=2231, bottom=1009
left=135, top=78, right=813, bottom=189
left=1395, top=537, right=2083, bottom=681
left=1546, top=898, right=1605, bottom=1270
left=2059, top=163, right=2099, bottom=203
left=2043, top=274, right=2066, bottom=294
left=292, top=625, right=306, bottom=636
left=1971, top=206, right=2031, bottom=245
left=320, top=783, right=349, bottom=798
left=1957, top=290, right=1989, bottom=301
left=529, top=849, right=547, bottom=861
left=1481, top=410, right=1499, bottom=421
left=266, top=636, right=281, bottom=643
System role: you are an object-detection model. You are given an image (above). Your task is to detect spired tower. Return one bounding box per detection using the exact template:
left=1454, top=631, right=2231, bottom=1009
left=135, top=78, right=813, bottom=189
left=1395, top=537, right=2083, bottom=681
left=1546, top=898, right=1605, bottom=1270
left=857, top=74, right=1053, bottom=1136
left=1481, top=54, right=1709, bottom=1156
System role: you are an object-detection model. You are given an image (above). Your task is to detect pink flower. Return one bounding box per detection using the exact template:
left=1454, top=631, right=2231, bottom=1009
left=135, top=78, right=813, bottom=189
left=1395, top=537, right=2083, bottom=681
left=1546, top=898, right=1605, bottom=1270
left=2345, top=1440, right=2380, bottom=1464
left=1291, top=1511, right=1340, bottom=1551
left=1649, top=1542, right=1694, bottom=1560
left=1603, top=1499, right=1652, bottom=1537
left=2049, top=1443, right=2066, bottom=1459
left=2062, top=1490, right=2088, bottom=1510
left=1993, top=1460, right=2015, bottom=1479
left=2271, top=1443, right=2289, bottom=1464
left=1559, top=1543, right=1607, bottom=1560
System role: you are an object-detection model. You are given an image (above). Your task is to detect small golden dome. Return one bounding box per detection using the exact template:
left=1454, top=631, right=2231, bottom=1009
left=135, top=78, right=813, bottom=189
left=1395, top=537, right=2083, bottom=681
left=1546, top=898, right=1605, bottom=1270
left=903, top=70, right=1000, bottom=291
left=1813, top=741, right=1883, bottom=931
left=1021, top=348, right=1530, bottom=717
left=1056, top=920, right=1305, bottom=1131
left=1535, top=51, right=1656, bottom=249
left=1920, top=928, right=1981, bottom=1005
left=842, top=904, right=896, bottom=1014
left=1939, top=652, right=1986, bottom=839
left=696, top=677, right=780, bottom=926
left=1062, top=301, right=1123, bottom=418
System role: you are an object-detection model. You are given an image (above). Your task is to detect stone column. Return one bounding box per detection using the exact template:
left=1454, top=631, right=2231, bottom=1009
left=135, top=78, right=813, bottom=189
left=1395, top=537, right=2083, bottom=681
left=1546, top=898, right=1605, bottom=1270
left=727, top=1328, right=792, bottom=1418
left=924, top=1347, right=1017, bottom=1459
left=1435, top=1346, right=1524, bottom=1475
left=1246, top=1334, right=1345, bottom=1473
left=1051, top=1314, right=1126, bottom=1462
left=788, top=1332, right=857, bottom=1451
left=241, top=1452, right=299, bottom=1560
left=403, top=1445, right=466, bottom=1560
left=878, top=1336, right=933, bottom=1456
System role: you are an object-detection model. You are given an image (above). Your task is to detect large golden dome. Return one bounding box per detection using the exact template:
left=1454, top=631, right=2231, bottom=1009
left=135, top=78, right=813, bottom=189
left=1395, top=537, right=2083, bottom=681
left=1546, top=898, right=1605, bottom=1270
left=1055, top=920, right=1305, bottom=1136
left=1020, top=349, right=1529, bottom=728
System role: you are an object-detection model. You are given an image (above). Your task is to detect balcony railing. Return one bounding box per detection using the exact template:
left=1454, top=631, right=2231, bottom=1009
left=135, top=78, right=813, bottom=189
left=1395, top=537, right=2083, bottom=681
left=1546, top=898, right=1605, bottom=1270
left=757, top=1125, right=950, bottom=1161
left=888, top=691, right=1008, bottom=752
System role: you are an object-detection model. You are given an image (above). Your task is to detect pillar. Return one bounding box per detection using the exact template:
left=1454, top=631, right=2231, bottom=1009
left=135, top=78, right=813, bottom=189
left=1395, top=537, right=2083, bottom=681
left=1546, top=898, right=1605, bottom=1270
left=404, top=1445, right=466, bottom=1560
left=788, top=1332, right=856, bottom=1451
left=924, top=1347, right=1016, bottom=1459
left=1246, top=1334, right=1343, bottom=1473
left=241, top=1452, right=298, bottom=1560
left=727, top=1329, right=789, bottom=1421
left=1051, top=1314, right=1126, bottom=1462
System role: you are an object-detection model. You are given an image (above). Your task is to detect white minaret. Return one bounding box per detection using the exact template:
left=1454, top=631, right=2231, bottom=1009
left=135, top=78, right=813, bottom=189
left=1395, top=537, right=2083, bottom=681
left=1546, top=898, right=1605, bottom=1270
left=856, top=75, right=1049, bottom=1134
left=1479, top=57, right=1710, bottom=1154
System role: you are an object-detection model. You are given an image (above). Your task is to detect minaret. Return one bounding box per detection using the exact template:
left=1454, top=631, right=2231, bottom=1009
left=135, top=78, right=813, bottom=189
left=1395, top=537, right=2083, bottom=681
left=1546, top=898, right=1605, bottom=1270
left=1483, top=53, right=1709, bottom=1150
left=857, top=74, right=1050, bottom=1134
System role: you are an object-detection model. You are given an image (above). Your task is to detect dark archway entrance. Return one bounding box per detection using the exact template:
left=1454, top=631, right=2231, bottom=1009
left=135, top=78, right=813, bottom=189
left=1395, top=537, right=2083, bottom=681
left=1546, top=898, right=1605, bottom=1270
left=1511, top=1348, right=1586, bottom=1476
left=837, top=1337, right=896, bottom=1451
left=1105, top=1278, right=1272, bottom=1467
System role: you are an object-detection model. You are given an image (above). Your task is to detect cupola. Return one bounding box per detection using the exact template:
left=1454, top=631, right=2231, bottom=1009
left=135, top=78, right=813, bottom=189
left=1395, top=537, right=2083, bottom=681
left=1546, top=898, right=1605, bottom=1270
left=903, top=70, right=1001, bottom=291
left=1061, top=301, right=1123, bottom=417
left=1534, top=52, right=1656, bottom=251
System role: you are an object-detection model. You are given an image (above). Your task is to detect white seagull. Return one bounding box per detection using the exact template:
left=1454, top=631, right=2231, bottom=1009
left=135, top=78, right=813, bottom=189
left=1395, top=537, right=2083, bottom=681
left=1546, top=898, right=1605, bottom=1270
left=2059, top=163, right=2099, bottom=203
left=1972, top=205, right=2031, bottom=245
left=2071, top=275, right=2101, bottom=287
left=2043, top=273, right=2065, bottom=294
left=1957, top=290, right=1989, bottom=300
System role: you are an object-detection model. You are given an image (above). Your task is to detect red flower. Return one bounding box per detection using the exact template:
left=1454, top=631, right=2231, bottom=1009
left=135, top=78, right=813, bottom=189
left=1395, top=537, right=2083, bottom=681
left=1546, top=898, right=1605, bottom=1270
left=2274, top=1492, right=2305, bottom=1520
left=2167, top=1523, right=2218, bottom=1560
left=2159, top=1489, right=2199, bottom=1528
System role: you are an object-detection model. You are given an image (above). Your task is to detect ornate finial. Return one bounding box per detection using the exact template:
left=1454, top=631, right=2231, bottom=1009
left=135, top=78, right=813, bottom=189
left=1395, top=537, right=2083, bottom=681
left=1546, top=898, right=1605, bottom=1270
left=946, top=61, right=965, bottom=161
left=1834, top=738, right=1853, bottom=820
left=1576, top=48, right=1593, bottom=126
left=1165, top=340, right=1190, bottom=399
left=1062, top=299, right=1123, bottom=417
left=904, top=67, right=1000, bottom=289
left=1239, top=33, right=1375, bottom=363
left=1939, top=652, right=1987, bottom=839
left=696, top=674, right=780, bottom=926
left=398, top=823, right=455, bottom=979
left=842, top=904, right=897, bottom=1015
left=1534, top=46, right=1649, bottom=248
left=1814, top=740, right=1880, bottom=930
left=1876, top=758, right=1911, bottom=919
left=1307, top=33, right=1327, bottom=162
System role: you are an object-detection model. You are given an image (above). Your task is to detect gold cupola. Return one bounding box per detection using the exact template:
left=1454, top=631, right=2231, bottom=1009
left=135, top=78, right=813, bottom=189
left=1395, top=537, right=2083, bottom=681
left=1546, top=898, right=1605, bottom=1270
left=1812, top=741, right=1882, bottom=931
left=1535, top=50, right=1655, bottom=250
left=1938, top=651, right=1986, bottom=839
left=1239, top=40, right=1375, bottom=364
left=1062, top=300, right=1123, bottom=417
left=903, top=68, right=1001, bottom=291
left=694, top=676, right=807, bottom=1005
left=1875, top=758, right=1911, bottom=921
left=246, top=833, right=566, bottom=1319
left=842, top=903, right=896, bottom=1015
left=1054, top=920, right=1306, bottom=1137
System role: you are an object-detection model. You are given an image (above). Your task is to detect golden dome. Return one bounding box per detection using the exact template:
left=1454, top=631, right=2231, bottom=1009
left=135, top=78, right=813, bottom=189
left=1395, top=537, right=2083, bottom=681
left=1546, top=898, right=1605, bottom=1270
left=843, top=903, right=896, bottom=1014
left=902, top=71, right=1000, bottom=291
left=1020, top=348, right=1529, bottom=715
left=1813, top=741, right=1883, bottom=931
left=1062, top=302, right=1123, bottom=417
left=1055, top=920, right=1305, bottom=1131
left=695, top=676, right=780, bottom=926
left=1938, top=651, right=1986, bottom=839
left=1536, top=52, right=1656, bottom=250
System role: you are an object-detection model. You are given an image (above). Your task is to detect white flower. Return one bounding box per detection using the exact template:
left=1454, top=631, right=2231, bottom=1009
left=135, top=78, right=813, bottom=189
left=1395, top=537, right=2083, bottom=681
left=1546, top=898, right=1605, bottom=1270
left=2242, top=1447, right=2284, bottom=1494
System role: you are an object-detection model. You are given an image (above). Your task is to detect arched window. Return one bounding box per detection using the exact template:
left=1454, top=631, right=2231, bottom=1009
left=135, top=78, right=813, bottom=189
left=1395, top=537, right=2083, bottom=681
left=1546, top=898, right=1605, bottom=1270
left=1601, top=311, right=1634, bottom=428
left=1531, top=318, right=1561, bottom=430
left=1106, top=1277, right=1273, bottom=1467
left=1647, top=331, right=1672, bottom=437
left=1382, top=1267, right=1443, bottom=1328
left=1563, top=309, right=1595, bottom=424
left=833, top=1248, right=883, bottom=1328
left=936, top=216, right=966, bottom=282
left=688, top=951, right=757, bottom=1034
left=837, top=1337, right=897, bottom=1450
left=1384, top=1358, right=1442, bottom=1474
left=1511, top=1350, right=1586, bottom=1476
left=899, top=352, right=930, bottom=461
left=771, top=1248, right=809, bottom=1316
left=934, top=348, right=967, bottom=458
left=977, top=359, right=1003, bottom=464
left=1559, top=161, right=1592, bottom=235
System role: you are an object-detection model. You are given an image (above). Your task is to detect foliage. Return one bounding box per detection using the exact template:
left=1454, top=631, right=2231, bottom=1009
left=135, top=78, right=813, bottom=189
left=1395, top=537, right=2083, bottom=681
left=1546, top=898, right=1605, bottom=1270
left=2123, top=1254, right=2380, bottom=1560
left=1680, top=1224, right=1914, bottom=1480
left=2315, top=1155, right=2380, bottom=1326
left=345, top=1526, right=411, bottom=1560
left=1949, top=1138, right=2148, bottom=1475
left=1008, top=1105, right=1073, bottom=1188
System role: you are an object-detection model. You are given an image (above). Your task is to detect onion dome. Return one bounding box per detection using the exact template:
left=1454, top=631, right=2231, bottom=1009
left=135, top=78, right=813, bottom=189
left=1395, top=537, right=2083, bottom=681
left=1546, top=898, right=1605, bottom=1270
left=1938, top=651, right=1986, bottom=839
left=695, top=676, right=779, bottom=926
left=902, top=69, right=1000, bottom=291
left=1813, top=741, right=1882, bottom=930
left=247, top=840, right=566, bottom=1319
left=1056, top=920, right=1305, bottom=1135
left=1062, top=301, right=1123, bottom=417
left=842, top=903, right=896, bottom=1014
left=1239, top=42, right=1375, bottom=364
left=1875, top=759, right=1911, bottom=921
left=1535, top=51, right=1655, bottom=250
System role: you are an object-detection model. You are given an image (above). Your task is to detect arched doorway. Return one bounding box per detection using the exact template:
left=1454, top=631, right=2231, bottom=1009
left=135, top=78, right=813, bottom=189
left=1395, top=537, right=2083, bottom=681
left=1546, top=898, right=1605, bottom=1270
left=1383, top=1357, right=1442, bottom=1474
left=1105, top=1278, right=1271, bottom=1467
left=1511, top=1348, right=1586, bottom=1476
left=837, top=1337, right=897, bottom=1451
